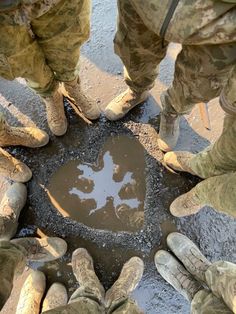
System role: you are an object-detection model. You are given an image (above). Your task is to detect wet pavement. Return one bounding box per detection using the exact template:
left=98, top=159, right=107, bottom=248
left=1, top=0, right=236, bottom=313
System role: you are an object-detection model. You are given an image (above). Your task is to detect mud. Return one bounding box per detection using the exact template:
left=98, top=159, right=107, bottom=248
left=47, top=135, right=146, bottom=232
left=0, top=0, right=236, bottom=313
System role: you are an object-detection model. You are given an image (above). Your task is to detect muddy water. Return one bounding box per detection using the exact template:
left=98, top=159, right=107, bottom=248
left=47, top=135, right=146, bottom=232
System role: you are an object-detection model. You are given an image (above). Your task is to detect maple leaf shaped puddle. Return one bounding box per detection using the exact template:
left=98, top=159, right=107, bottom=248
left=47, top=135, right=146, bottom=232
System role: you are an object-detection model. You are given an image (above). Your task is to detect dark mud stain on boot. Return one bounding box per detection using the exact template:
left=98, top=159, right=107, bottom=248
left=47, top=135, right=146, bottom=232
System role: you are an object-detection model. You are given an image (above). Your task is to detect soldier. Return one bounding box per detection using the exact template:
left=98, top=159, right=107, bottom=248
left=155, top=232, right=236, bottom=314
left=104, top=0, right=236, bottom=218
left=15, top=249, right=144, bottom=313
left=0, top=0, right=100, bottom=140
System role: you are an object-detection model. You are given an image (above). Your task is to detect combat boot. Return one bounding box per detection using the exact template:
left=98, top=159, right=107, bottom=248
left=170, top=188, right=203, bottom=217
left=164, top=151, right=199, bottom=176
left=63, top=78, right=100, bottom=120
left=11, top=237, right=67, bottom=262
left=155, top=250, right=202, bottom=302
left=167, top=233, right=211, bottom=283
left=105, top=88, right=149, bottom=121
left=0, top=116, right=49, bottom=148
left=42, top=283, right=68, bottom=312
left=0, top=178, right=27, bottom=240
left=105, top=257, right=144, bottom=308
left=16, top=270, right=46, bottom=314
left=43, top=85, right=68, bottom=136
left=71, top=248, right=105, bottom=303
left=158, top=93, right=180, bottom=152
left=0, top=148, right=32, bottom=182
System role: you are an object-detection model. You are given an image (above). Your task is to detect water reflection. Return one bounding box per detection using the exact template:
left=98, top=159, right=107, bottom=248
left=47, top=135, right=146, bottom=232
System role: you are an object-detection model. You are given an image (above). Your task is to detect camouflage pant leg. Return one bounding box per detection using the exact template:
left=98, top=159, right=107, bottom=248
left=115, top=0, right=168, bottom=93
left=0, top=23, right=54, bottom=96
left=191, top=290, right=233, bottom=314
left=0, top=241, right=26, bottom=310
left=205, top=261, right=236, bottom=313
left=192, top=172, right=236, bottom=217
left=162, top=43, right=236, bottom=114
left=189, top=114, right=236, bottom=178
left=220, top=65, right=236, bottom=115
left=31, top=0, right=91, bottom=85
left=42, top=298, right=104, bottom=314
left=43, top=298, right=141, bottom=314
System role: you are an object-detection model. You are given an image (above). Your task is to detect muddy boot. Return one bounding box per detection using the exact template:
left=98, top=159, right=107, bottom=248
left=0, top=178, right=27, bottom=240
left=105, top=257, right=144, bottom=308
left=0, top=115, right=49, bottom=148
left=63, top=78, right=100, bottom=120
left=157, top=93, right=180, bottom=152
left=42, top=283, right=68, bottom=312
left=71, top=248, right=105, bottom=302
left=155, top=250, right=202, bottom=302
left=43, top=86, right=68, bottom=136
left=167, top=233, right=211, bottom=283
left=115, top=204, right=144, bottom=229
left=105, top=88, right=149, bottom=121
left=0, top=148, right=32, bottom=182
left=164, top=151, right=199, bottom=176
left=11, top=237, right=67, bottom=262
left=16, top=270, right=46, bottom=314
left=170, top=188, right=203, bottom=217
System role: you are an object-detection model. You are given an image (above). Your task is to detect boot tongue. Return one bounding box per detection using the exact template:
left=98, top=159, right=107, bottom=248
left=0, top=0, right=21, bottom=11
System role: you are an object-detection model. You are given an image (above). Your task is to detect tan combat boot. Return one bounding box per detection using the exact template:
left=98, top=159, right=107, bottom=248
left=0, top=116, right=49, bottom=148
left=0, top=177, right=27, bottom=240
left=70, top=248, right=105, bottom=303
left=167, top=233, right=211, bottom=283
left=158, top=93, right=180, bottom=152
left=105, top=88, right=149, bottom=121
left=63, top=78, right=100, bottom=120
left=11, top=237, right=67, bottom=262
left=155, top=250, right=202, bottom=302
left=170, top=187, right=203, bottom=217
left=42, top=283, right=68, bottom=312
left=42, top=85, right=68, bottom=136
left=164, top=151, right=199, bottom=176
left=16, top=270, right=46, bottom=314
left=105, top=256, right=144, bottom=308
left=0, top=148, right=32, bottom=182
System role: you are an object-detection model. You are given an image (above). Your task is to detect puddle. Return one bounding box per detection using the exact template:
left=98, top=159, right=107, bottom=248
left=47, top=135, right=146, bottom=232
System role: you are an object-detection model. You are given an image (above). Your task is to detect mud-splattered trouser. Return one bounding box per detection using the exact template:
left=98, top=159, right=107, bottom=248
left=191, top=261, right=236, bottom=314
left=114, top=0, right=236, bottom=216
left=0, top=241, right=26, bottom=310
left=0, top=0, right=90, bottom=97
left=43, top=292, right=142, bottom=314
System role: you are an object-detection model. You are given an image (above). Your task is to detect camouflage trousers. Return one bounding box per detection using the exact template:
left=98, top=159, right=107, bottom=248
left=189, top=113, right=236, bottom=217
left=0, top=0, right=90, bottom=96
left=191, top=261, right=236, bottom=314
left=43, top=294, right=142, bottom=314
left=0, top=241, right=25, bottom=311
left=115, top=0, right=236, bottom=179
